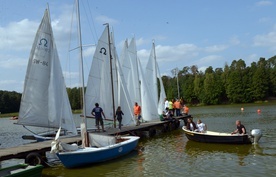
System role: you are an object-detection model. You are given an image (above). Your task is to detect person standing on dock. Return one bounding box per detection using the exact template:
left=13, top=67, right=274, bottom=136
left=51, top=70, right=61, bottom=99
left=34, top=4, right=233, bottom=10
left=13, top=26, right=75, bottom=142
left=116, top=106, right=124, bottom=130
left=174, top=99, right=181, bottom=116
left=168, top=99, right=173, bottom=114
left=164, top=98, right=169, bottom=110
left=134, top=102, right=141, bottom=126
left=91, top=103, right=106, bottom=132
left=183, top=105, right=189, bottom=115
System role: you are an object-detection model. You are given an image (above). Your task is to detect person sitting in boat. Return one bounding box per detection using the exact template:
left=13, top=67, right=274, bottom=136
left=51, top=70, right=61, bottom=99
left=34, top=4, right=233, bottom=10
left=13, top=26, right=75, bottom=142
left=91, top=103, right=106, bottom=132
left=196, top=119, right=207, bottom=133
left=186, top=118, right=197, bottom=131
left=231, top=120, right=246, bottom=135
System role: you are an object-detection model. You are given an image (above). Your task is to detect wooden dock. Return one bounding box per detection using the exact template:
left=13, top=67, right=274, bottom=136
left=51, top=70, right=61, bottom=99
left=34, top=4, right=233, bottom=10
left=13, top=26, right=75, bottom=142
left=0, top=115, right=191, bottom=164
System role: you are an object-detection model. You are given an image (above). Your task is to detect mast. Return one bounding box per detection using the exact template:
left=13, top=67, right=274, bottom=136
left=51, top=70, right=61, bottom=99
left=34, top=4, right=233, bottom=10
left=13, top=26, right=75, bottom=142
left=76, top=0, right=89, bottom=147
left=76, top=0, right=86, bottom=126
left=105, top=23, right=116, bottom=128
left=153, top=40, right=158, bottom=105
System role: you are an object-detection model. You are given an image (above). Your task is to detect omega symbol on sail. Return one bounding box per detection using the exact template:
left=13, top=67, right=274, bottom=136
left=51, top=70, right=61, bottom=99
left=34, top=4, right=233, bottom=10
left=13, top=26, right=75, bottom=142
left=39, top=38, right=48, bottom=47
left=99, top=47, right=107, bottom=55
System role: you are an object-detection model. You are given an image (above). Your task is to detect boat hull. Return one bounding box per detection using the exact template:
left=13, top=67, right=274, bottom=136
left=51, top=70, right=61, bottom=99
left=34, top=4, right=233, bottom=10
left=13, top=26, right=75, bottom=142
left=182, top=127, right=251, bottom=144
left=0, top=164, right=43, bottom=177
left=57, top=136, right=140, bottom=168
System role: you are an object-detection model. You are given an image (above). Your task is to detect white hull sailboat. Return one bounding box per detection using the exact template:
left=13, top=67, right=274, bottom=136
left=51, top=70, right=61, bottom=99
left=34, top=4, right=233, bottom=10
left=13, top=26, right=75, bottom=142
left=16, top=9, right=77, bottom=142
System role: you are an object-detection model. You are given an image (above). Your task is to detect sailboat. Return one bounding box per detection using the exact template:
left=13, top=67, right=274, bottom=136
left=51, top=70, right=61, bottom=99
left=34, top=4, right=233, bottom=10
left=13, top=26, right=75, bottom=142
left=16, top=9, right=77, bottom=141
left=146, top=42, right=167, bottom=115
left=139, top=57, right=159, bottom=121
left=51, top=0, right=139, bottom=168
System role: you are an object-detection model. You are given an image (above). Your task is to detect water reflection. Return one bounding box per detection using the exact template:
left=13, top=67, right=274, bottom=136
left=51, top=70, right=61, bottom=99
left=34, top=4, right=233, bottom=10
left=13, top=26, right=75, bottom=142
left=185, top=141, right=252, bottom=166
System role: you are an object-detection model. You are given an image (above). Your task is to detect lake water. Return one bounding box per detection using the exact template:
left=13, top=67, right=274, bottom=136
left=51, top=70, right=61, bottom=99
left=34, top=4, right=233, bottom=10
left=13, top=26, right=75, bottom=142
left=1, top=103, right=276, bottom=176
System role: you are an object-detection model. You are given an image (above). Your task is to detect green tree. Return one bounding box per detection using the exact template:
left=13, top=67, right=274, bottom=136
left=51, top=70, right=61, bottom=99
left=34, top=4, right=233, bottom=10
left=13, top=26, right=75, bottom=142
left=193, top=72, right=204, bottom=104
left=268, top=56, right=276, bottom=97
left=226, top=59, right=247, bottom=103
left=251, top=58, right=269, bottom=100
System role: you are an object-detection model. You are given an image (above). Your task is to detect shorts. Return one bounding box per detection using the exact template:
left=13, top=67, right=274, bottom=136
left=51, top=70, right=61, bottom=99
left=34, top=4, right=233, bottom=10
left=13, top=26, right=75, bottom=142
left=95, top=117, right=103, bottom=126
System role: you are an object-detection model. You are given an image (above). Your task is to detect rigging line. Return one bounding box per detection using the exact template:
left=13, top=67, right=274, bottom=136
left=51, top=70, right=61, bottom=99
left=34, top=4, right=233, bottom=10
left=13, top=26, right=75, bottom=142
left=85, top=0, right=99, bottom=41
left=65, top=1, right=77, bottom=88
left=79, top=1, right=93, bottom=41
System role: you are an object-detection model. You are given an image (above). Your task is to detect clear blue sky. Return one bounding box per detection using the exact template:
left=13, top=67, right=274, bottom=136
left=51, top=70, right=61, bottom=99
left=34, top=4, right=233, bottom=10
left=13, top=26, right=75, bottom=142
left=0, top=0, right=275, bottom=92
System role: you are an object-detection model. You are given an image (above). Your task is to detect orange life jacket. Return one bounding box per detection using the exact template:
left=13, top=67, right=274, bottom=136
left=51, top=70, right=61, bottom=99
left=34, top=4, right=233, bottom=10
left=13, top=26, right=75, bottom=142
left=134, top=105, right=141, bottom=115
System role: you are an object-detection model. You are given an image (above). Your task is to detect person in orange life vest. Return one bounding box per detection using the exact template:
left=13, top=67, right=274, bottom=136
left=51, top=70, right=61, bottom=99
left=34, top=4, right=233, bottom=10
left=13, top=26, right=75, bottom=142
left=173, top=99, right=181, bottom=116
left=133, top=102, right=141, bottom=126
left=183, top=105, right=189, bottom=115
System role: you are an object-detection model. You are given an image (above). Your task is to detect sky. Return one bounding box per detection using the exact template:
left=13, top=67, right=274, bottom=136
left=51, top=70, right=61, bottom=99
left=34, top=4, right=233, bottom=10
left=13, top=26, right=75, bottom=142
left=0, top=0, right=276, bottom=93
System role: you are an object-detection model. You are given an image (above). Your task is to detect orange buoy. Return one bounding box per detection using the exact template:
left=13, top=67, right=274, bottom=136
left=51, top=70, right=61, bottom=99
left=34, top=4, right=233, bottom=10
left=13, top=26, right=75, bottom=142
left=257, top=109, right=261, bottom=114
left=241, top=107, right=244, bottom=111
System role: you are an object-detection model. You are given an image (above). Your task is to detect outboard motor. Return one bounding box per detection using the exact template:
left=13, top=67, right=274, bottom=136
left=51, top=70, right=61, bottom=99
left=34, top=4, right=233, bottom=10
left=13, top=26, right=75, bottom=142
left=251, top=129, right=262, bottom=144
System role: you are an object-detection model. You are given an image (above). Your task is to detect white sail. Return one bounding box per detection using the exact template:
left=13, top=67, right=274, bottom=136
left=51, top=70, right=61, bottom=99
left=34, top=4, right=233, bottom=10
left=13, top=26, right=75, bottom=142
left=17, top=9, right=77, bottom=134
left=157, top=65, right=166, bottom=115
left=111, top=37, right=135, bottom=126
left=116, top=59, right=136, bottom=125
left=138, top=58, right=159, bottom=121
left=121, top=37, right=141, bottom=105
left=85, top=26, right=114, bottom=119
left=145, top=42, right=158, bottom=105
left=145, top=42, right=167, bottom=115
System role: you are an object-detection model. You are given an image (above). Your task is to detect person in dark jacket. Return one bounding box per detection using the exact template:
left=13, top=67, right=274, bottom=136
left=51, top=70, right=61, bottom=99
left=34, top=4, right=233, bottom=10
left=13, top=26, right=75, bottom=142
left=116, top=106, right=124, bottom=130
left=186, top=118, right=197, bottom=131
left=231, top=120, right=246, bottom=135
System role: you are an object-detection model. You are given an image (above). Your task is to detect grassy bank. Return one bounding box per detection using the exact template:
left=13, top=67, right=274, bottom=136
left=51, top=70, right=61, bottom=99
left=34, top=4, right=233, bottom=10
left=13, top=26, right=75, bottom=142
left=0, top=110, right=83, bottom=118
left=0, top=112, right=18, bottom=118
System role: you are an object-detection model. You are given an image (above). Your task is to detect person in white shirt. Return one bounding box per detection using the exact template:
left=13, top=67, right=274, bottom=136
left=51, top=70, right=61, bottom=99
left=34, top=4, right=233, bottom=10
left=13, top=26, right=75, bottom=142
left=196, top=119, right=207, bottom=133
left=164, top=98, right=169, bottom=111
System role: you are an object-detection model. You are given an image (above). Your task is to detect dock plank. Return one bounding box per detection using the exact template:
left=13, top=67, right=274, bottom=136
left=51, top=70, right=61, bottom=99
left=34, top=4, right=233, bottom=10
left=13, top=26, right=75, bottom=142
left=0, top=115, right=191, bottom=162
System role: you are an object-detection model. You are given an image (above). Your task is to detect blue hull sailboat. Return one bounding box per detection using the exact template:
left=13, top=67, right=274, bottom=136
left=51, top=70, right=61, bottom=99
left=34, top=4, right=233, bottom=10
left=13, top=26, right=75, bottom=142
left=56, top=135, right=139, bottom=168
left=51, top=0, right=140, bottom=168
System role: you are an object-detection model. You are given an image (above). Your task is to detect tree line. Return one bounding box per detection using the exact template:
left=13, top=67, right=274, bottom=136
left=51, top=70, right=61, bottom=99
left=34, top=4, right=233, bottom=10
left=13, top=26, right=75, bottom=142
left=164, top=56, right=276, bottom=105
left=1, top=56, right=275, bottom=114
